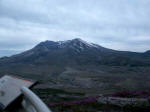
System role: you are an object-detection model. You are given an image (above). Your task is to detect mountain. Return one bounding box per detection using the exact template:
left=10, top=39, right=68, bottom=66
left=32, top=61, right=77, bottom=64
left=0, top=38, right=150, bottom=93
left=0, top=38, right=150, bottom=67
left=145, top=50, right=150, bottom=54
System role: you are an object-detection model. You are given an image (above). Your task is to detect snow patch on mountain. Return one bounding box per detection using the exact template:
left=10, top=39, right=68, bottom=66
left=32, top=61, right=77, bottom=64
left=57, top=38, right=100, bottom=49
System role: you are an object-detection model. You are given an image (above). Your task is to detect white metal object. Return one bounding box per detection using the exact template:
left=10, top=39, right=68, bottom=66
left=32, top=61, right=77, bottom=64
left=21, top=86, right=52, bottom=112
left=0, top=75, right=34, bottom=109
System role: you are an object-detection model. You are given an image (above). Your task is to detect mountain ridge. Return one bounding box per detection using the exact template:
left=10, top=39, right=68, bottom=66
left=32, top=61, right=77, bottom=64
left=0, top=38, right=150, bottom=67
left=1, top=38, right=149, bottom=59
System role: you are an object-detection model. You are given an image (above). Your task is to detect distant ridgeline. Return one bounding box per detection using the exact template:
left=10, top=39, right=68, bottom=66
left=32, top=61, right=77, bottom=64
left=0, top=38, right=150, bottom=67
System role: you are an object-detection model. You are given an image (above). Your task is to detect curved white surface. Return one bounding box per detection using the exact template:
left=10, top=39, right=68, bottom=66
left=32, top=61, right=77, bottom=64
left=21, top=86, right=52, bottom=112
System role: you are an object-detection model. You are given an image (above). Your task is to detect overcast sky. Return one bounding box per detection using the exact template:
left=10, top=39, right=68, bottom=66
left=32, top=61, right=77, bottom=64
left=0, top=0, right=150, bottom=57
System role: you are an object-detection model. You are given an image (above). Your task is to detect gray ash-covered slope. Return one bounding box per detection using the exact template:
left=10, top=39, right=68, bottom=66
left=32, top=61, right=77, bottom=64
left=0, top=38, right=150, bottom=67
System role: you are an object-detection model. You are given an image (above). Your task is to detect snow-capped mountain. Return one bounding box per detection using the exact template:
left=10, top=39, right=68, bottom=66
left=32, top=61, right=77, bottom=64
left=0, top=38, right=150, bottom=68
left=57, top=38, right=101, bottom=49
left=35, top=38, right=106, bottom=52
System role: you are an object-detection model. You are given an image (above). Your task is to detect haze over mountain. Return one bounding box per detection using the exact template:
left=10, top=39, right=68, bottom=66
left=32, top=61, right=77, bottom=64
left=1, top=0, right=150, bottom=56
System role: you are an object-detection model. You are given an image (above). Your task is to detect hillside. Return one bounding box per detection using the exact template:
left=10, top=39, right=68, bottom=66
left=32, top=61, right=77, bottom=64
left=0, top=38, right=150, bottom=93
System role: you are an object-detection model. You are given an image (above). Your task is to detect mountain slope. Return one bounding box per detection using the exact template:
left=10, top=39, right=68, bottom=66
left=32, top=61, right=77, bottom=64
left=0, top=38, right=150, bottom=67
left=0, top=38, right=150, bottom=93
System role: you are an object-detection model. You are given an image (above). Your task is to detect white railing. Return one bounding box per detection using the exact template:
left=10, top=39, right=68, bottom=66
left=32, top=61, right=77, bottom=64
left=21, top=86, right=52, bottom=112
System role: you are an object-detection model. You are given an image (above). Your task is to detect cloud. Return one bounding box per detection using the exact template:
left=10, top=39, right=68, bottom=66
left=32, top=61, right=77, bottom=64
left=0, top=0, right=150, bottom=57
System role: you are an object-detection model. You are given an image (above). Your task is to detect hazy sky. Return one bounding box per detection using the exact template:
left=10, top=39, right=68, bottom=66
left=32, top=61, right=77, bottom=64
left=0, top=0, right=150, bottom=57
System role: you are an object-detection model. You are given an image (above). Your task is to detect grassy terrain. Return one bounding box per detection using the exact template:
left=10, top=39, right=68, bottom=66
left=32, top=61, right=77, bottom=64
left=32, top=88, right=150, bottom=112
left=1, top=66, right=150, bottom=111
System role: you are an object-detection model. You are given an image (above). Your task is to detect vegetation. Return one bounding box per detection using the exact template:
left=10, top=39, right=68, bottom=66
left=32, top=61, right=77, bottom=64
left=33, top=88, right=150, bottom=112
left=112, top=90, right=150, bottom=98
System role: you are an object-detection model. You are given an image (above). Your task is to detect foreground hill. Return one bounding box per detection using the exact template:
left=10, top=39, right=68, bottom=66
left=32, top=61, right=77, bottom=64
left=0, top=38, right=150, bottom=93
